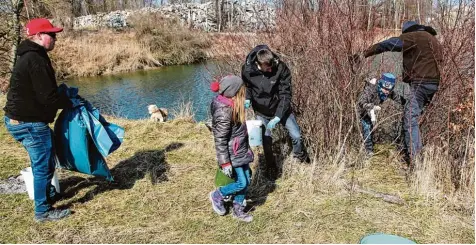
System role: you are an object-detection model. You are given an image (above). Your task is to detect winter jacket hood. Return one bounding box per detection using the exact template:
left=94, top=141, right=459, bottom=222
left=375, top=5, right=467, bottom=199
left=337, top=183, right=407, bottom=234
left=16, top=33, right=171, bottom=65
left=402, top=21, right=437, bottom=36
left=17, top=39, right=47, bottom=56
left=244, top=45, right=281, bottom=74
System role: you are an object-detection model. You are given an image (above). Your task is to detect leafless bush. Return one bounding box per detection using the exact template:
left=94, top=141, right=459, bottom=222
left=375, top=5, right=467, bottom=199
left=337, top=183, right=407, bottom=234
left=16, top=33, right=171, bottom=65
left=211, top=0, right=474, bottom=206
left=416, top=1, right=474, bottom=200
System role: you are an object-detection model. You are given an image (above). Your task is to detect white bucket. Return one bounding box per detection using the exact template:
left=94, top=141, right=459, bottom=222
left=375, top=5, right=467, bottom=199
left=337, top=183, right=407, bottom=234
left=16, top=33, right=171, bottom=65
left=20, top=167, right=60, bottom=200
left=246, top=120, right=263, bottom=147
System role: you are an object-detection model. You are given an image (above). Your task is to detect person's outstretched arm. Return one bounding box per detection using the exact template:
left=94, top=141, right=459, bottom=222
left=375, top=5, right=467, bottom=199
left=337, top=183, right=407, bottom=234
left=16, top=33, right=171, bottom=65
left=364, top=37, right=403, bottom=58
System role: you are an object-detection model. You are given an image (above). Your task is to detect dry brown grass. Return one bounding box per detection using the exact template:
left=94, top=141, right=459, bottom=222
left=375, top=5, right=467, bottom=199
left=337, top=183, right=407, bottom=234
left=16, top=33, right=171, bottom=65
left=0, top=94, right=473, bottom=243
left=51, top=30, right=152, bottom=78
left=48, top=14, right=212, bottom=79
left=170, top=99, right=195, bottom=123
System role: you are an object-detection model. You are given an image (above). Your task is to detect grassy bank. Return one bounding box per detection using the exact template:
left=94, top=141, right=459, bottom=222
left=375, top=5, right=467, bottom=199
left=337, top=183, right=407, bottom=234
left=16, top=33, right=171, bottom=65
left=50, top=14, right=214, bottom=78
left=0, top=95, right=473, bottom=243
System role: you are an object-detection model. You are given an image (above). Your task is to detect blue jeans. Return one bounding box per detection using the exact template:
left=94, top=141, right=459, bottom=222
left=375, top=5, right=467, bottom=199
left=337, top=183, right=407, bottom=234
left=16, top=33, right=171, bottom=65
left=219, top=165, right=251, bottom=205
left=4, top=116, right=57, bottom=214
left=360, top=116, right=374, bottom=153
left=403, top=83, right=439, bottom=160
left=257, top=113, right=304, bottom=162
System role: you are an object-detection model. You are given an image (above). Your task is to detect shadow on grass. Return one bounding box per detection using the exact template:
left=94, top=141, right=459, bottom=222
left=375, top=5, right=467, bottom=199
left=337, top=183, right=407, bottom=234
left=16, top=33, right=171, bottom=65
left=246, top=128, right=291, bottom=210
left=57, top=142, right=184, bottom=208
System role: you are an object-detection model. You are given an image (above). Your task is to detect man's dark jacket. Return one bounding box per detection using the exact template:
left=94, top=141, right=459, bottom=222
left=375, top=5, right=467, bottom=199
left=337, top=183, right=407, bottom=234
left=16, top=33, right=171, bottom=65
left=241, top=45, right=292, bottom=119
left=4, top=40, right=71, bottom=123
left=364, top=22, right=443, bottom=84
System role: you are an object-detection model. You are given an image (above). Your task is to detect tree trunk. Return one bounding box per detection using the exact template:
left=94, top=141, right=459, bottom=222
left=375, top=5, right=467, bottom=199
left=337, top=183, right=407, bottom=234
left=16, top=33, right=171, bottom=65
left=220, top=0, right=225, bottom=31
left=10, top=0, right=24, bottom=72
left=367, top=0, right=373, bottom=31
left=417, top=0, right=421, bottom=24
left=394, top=0, right=399, bottom=35
left=215, top=0, right=221, bottom=32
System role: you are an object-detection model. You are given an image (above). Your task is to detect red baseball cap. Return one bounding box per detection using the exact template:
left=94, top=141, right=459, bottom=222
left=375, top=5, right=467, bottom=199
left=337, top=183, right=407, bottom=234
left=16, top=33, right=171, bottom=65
left=25, top=18, right=63, bottom=36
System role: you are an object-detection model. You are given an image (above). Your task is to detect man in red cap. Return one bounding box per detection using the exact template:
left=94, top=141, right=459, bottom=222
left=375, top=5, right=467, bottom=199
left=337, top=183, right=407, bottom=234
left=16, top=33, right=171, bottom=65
left=3, top=18, right=72, bottom=222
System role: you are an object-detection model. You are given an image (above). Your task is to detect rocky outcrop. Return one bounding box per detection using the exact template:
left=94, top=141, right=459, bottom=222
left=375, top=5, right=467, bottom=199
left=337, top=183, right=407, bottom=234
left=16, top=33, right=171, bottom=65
left=73, top=1, right=275, bottom=32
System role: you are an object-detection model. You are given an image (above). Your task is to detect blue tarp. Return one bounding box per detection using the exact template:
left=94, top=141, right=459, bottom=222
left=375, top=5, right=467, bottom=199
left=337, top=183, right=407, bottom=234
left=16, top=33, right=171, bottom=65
left=54, top=84, right=124, bottom=181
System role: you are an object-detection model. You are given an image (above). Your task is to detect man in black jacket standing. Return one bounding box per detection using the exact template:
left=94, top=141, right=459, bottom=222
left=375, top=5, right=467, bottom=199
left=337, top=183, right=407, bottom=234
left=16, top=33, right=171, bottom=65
left=242, top=45, right=309, bottom=178
left=3, top=18, right=72, bottom=222
left=353, top=21, right=442, bottom=169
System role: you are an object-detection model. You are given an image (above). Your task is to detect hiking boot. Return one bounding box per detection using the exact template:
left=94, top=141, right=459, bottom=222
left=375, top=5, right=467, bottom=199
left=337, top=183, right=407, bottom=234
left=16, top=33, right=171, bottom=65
left=34, top=208, right=71, bottom=223
left=209, top=189, right=226, bottom=216
left=232, top=201, right=253, bottom=222
left=365, top=151, right=374, bottom=159
left=293, top=152, right=311, bottom=164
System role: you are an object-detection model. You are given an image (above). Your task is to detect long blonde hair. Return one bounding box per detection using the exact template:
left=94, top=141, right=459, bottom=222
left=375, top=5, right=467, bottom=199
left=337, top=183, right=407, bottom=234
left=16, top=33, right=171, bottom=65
left=232, top=85, right=246, bottom=124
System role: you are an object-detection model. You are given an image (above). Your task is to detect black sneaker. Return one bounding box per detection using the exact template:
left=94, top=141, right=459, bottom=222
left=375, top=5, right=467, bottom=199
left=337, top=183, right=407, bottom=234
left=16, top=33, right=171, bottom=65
left=293, top=152, right=311, bottom=164
left=34, top=208, right=71, bottom=223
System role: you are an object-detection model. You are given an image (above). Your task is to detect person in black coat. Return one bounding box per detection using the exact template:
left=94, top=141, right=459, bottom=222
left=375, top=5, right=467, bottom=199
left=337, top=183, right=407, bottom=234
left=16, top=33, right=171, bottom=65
left=241, top=45, right=309, bottom=179
left=3, top=18, right=72, bottom=222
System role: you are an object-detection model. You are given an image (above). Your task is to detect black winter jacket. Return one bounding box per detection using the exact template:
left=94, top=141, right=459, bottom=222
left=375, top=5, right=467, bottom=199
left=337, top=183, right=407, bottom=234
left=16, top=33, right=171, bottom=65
left=4, top=40, right=72, bottom=123
left=210, top=95, right=254, bottom=167
left=241, top=45, right=292, bottom=119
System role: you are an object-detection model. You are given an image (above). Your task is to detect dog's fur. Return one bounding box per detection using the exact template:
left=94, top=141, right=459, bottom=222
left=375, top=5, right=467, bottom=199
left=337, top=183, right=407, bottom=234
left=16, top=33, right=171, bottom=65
left=148, top=105, right=168, bottom=122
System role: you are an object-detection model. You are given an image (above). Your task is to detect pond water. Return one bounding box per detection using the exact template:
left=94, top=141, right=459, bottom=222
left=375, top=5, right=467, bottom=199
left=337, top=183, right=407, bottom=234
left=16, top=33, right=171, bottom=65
left=66, top=62, right=219, bottom=121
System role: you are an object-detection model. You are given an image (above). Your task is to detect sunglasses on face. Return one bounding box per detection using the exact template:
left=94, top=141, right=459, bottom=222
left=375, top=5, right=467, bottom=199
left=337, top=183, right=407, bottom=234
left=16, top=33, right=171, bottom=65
left=41, top=32, right=56, bottom=39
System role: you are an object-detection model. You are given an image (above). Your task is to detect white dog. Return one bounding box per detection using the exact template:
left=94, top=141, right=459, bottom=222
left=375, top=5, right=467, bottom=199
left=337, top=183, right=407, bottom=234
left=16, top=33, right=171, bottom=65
left=148, top=105, right=168, bottom=122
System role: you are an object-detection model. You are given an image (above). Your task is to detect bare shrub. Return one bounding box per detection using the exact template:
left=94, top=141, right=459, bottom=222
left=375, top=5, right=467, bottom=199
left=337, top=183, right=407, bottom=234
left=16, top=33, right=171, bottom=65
left=171, top=98, right=195, bottom=123
left=415, top=2, right=474, bottom=203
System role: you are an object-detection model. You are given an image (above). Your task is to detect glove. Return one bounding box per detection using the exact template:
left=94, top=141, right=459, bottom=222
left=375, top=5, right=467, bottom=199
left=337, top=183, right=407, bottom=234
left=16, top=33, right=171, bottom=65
left=266, top=116, right=281, bottom=130
left=220, top=162, right=233, bottom=178
left=373, top=105, right=381, bottom=111
left=244, top=99, right=251, bottom=109
left=370, top=109, right=377, bottom=124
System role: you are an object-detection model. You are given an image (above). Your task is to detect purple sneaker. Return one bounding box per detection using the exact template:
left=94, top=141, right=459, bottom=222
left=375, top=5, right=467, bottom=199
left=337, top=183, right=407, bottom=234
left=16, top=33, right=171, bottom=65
left=209, top=189, right=226, bottom=215
left=232, top=202, right=253, bottom=222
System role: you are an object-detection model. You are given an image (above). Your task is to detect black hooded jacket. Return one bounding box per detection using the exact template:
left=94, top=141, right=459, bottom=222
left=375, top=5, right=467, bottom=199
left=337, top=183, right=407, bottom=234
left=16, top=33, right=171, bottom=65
left=241, top=45, right=292, bottom=119
left=4, top=39, right=71, bottom=123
